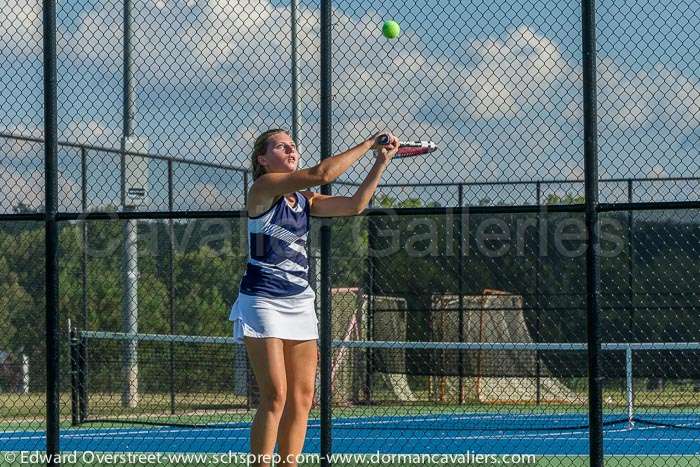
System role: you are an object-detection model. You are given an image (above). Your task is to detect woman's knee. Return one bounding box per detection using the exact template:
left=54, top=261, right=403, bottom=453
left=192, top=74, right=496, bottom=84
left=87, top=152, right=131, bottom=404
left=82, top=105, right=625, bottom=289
left=289, top=386, right=315, bottom=413
left=259, top=385, right=287, bottom=413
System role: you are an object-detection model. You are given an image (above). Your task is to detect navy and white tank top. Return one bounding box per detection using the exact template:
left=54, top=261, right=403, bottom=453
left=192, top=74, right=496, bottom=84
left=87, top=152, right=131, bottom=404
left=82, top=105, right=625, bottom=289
left=239, top=192, right=312, bottom=298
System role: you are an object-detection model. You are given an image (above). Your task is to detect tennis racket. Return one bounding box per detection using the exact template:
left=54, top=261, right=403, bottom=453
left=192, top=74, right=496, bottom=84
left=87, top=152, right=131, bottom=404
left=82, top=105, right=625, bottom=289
left=376, top=133, right=438, bottom=158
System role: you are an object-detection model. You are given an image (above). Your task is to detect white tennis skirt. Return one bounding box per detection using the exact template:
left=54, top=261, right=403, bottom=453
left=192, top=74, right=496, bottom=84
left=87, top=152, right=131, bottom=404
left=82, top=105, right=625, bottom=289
left=229, top=287, right=319, bottom=343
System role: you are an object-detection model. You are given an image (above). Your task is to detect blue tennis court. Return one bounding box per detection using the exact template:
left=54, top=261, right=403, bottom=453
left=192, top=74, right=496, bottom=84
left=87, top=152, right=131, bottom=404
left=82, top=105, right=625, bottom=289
left=2, top=413, right=699, bottom=456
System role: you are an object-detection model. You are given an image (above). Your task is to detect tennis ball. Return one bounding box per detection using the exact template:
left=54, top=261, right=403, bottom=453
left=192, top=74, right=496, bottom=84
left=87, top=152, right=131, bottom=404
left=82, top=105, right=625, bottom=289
left=382, top=20, right=400, bottom=39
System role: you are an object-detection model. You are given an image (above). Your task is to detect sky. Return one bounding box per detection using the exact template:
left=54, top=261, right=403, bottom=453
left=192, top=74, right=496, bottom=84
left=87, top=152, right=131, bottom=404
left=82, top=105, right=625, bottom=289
left=0, top=0, right=698, bottom=212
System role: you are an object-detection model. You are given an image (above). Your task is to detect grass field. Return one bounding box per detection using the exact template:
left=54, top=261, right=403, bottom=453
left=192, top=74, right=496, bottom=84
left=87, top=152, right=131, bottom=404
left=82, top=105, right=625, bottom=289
left=3, top=386, right=699, bottom=426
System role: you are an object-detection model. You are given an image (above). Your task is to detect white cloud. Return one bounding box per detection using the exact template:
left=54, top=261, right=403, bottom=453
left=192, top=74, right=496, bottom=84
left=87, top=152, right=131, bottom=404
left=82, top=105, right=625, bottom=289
left=599, top=58, right=700, bottom=131
left=456, top=26, right=575, bottom=120
left=0, top=125, right=43, bottom=162
left=321, top=24, right=584, bottom=187
left=0, top=170, right=43, bottom=212
left=0, top=169, right=80, bottom=213
left=598, top=59, right=699, bottom=179
left=0, top=0, right=41, bottom=55
left=566, top=166, right=584, bottom=181
left=67, top=8, right=122, bottom=64
left=66, top=0, right=298, bottom=81
left=64, top=120, right=118, bottom=146
left=177, top=181, right=240, bottom=210
left=5, top=0, right=697, bottom=198
left=187, top=0, right=282, bottom=62
left=599, top=58, right=656, bottom=131
left=647, top=165, right=667, bottom=179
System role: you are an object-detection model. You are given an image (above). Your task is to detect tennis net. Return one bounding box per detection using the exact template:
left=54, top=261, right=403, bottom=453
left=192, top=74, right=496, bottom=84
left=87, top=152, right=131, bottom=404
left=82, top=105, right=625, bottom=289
left=70, top=330, right=700, bottom=430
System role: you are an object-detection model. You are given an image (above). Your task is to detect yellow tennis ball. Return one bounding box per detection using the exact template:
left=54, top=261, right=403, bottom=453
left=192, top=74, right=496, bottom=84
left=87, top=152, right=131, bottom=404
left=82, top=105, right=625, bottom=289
left=382, top=20, right=400, bottom=39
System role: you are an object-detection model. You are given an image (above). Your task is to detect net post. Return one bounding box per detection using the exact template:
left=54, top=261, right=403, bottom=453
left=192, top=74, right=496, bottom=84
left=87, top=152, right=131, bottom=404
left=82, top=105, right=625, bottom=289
left=625, top=345, right=633, bottom=428
left=366, top=211, right=375, bottom=403
left=78, top=333, right=89, bottom=423
left=69, top=324, right=80, bottom=426
left=457, top=184, right=464, bottom=404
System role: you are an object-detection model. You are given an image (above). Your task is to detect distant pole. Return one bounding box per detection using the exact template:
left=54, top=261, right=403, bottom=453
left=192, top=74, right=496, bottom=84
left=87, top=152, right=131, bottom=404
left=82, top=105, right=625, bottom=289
left=290, top=0, right=300, bottom=142
left=121, top=0, right=139, bottom=408
left=168, top=161, right=175, bottom=414
left=535, top=181, right=542, bottom=404
left=80, top=147, right=90, bottom=420
left=626, top=180, right=634, bottom=339
left=81, top=147, right=88, bottom=331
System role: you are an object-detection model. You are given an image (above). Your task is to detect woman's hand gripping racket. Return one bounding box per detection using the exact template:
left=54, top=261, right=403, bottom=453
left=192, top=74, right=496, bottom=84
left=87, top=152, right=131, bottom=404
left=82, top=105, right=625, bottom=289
left=376, top=133, right=438, bottom=158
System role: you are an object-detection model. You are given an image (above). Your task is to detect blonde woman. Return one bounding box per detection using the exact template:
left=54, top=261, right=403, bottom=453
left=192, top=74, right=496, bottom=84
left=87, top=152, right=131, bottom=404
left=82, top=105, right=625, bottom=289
left=229, top=130, right=399, bottom=466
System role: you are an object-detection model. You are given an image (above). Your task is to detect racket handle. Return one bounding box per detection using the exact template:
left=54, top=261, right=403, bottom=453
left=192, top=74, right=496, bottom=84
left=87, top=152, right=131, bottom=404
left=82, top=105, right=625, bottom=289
left=376, top=133, right=438, bottom=156
left=376, top=134, right=391, bottom=145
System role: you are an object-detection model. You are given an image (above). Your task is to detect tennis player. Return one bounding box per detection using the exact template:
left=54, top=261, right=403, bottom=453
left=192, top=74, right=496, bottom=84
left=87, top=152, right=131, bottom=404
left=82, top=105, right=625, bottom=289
left=229, top=129, right=399, bottom=466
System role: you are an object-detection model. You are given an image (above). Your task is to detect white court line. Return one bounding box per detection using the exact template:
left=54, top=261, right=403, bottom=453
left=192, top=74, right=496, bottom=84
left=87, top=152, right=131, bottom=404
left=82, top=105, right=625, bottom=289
left=62, top=435, right=251, bottom=442
left=0, top=421, right=250, bottom=436
left=326, top=414, right=700, bottom=432
left=326, top=413, right=592, bottom=428
left=329, top=433, right=700, bottom=442
left=324, top=422, right=700, bottom=442
left=59, top=426, right=250, bottom=439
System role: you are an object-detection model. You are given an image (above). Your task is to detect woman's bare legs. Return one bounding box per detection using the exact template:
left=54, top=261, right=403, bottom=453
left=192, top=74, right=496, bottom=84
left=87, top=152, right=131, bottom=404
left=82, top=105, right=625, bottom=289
left=277, top=339, right=318, bottom=466
left=244, top=337, right=287, bottom=467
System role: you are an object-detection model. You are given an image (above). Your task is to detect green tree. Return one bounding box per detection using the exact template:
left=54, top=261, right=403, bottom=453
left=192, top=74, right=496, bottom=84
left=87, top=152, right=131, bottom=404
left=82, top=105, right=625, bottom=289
left=174, top=242, right=245, bottom=336
left=545, top=193, right=585, bottom=205
left=0, top=256, right=31, bottom=352
left=1, top=228, right=44, bottom=358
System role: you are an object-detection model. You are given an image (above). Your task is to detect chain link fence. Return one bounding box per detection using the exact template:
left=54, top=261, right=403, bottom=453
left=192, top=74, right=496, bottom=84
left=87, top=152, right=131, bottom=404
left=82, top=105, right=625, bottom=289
left=1, top=0, right=698, bottom=464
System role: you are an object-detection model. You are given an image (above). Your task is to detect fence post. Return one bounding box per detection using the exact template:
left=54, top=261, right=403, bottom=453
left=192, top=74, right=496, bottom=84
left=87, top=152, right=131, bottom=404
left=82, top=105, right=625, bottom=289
left=581, top=0, right=604, bottom=463
left=43, top=0, right=60, bottom=461
left=319, top=0, right=333, bottom=463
